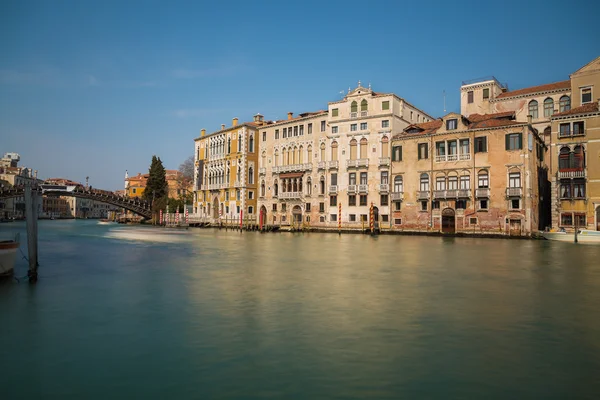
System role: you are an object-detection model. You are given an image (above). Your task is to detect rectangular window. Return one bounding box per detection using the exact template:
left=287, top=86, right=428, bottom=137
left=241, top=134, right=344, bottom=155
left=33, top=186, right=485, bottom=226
left=420, top=175, right=429, bottom=191
left=331, top=173, right=337, bottom=186
left=467, top=91, right=474, bottom=103
left=561, top=213, right=573, bottom=226
left=299, top=125, right=304, bottom=136
left=360, top=122, right=367, bottom=130
left=321, top=121, right=326, bottom=132
left=236, top=190, right=240, bottom=200
left=509, top=172, right=521, bottom=188
left=305, top=203, right=311, bottom=212
left=272, top=203, right=277, bottom=211
left=330, top=214, right=337, bottom=222
left=319, top=202, right=325, bottom=213
left=573, top=121, right=584, bottom=136
left=248, top=206, right=254, bottom=214
left=448, top=140, right=458, bottom=156
left=360, top=172, right=367, bottom=185
left=332, top=126, right=338, bottom=134
left=421, top=201, right=427, bottom=211
left=459, top=138, right=469, bottom=155
left=282, top=203, right=287, bottom=212
left=394, top=218, right=402, bottom=225
left=394, top=201, right=401, bottom=211
left=456, top=199, right=467, bottom=209
left=349, top=214, right=356, bottom=222
left=436, top=177, right=446, bottom=190
left=283, top=128, right=287, bottom=138
left=262, top=132, right=266, bottom=142
left=483, top=88, right=490, bottom=100
left=574, top=213, right=586, bottom=227
left=392, top=146, right=402, bottom=161
left=581, top=87, right=592, bottom=104
left=382, top=120, right=389, bottom=128
left=460, top=175, right=470, bottom=189
left=559, top=123, right=570, bottom=137
left=382, top=101, right=390, bottom=110
left=349, top=195, right=356, bottom=206
left=349, top=173, right=356, bottom=185
left=410, top=111, right=413, bottom=120
left=506, top=133, right=522, bottom=150
left=469, top=217, right=477, bottom=225
left=479, top=199, right=488, bottom=210
left=574, top=179, right=586, bottom=198
left=361, top=214, right=368, bottom=222
left=418, top=143, right=428, bottom=159
left=436, top=141, right=446, bottom=156
left=474, top=136, right=487, bottom=153
left=330, top=195, right=337, bottom=207
left=478, top=173, right=489, bottom=188
left=432, top=200, right=440, bottom=209
left=380, top=194, right=388, bottom=206
left=350, top=123, right=357, bottom=131
left=308, top=123, right=312, bottom=134
left=332, top=108, right=339, bottom=117
left=382, top=215, right=389, bottom=224
left=380, top=171, right=388, bottom=185
left=511, top=199, right=520, bottom=210
left=236, top=205, right=240, bottom=214
left=359, top=195, right=367, bottom=206
left=446, top=119, right=457, bottom=130
left=275, top=129, right=279, bottom=139
left=293, top=126, right=298, bottom=136
left=448, top=176, right=458, bottom=190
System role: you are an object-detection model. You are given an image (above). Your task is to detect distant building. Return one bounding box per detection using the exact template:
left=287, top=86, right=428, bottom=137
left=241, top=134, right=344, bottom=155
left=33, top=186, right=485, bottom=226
left=0, top=153, right=42, bottom=219
left=124, top=170, right=191, bottom=200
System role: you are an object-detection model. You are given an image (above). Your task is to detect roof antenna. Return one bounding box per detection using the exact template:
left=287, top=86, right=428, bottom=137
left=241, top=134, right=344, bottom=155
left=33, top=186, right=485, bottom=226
left=443, top=90, right=446, bottom=113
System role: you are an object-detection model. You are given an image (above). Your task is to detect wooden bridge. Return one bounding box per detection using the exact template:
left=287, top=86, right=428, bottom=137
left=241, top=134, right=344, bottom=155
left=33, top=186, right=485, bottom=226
left=0, top=185, right=153, bottom=219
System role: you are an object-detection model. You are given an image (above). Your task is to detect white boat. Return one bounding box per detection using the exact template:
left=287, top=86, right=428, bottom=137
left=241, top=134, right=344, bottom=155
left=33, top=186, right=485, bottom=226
left=0, top=233, right=20, bottom=277
left=541, top=228, right=600, bottom=244
left=97, top=219, right=115, bottom=225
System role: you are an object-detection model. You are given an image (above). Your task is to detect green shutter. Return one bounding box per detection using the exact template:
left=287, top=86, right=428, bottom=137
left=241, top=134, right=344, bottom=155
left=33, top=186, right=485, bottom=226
left=425, top=144, right=428, bottom=159
left=505, top=134, right=510, bottom=150
left=399, top=146, right=402, bottom=161
left=518, top=133, right=523, bottom=149
left=417, top=145, right=421, bottom=160
left=483, top=137, right=487, bottom=152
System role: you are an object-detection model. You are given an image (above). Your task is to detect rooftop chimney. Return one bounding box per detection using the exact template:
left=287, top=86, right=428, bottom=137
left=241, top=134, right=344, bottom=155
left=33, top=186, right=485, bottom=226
left=253, top=113, right=264, bottom=125
left=201, top=128, right=206, bottom=137
left=232, top=117, right=238, bottom=126
left=221, top=124, right=226, bottom=130
left=287, top=112, right=293, bottom=120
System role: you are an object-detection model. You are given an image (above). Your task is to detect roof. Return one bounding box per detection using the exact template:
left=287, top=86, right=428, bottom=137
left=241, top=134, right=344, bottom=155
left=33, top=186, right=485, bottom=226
left=403, top=120, right=443, bottom=136
left=467, top=111, right=515, bottom=122
left=496, top=80, right=570, bottom=99
left=553, top=102, right=599, bottom=117
left=469, top=118, right=522, bottom=129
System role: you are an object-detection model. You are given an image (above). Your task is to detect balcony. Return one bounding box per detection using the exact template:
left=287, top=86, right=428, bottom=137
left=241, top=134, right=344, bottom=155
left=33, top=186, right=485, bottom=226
left=447, top=154, right=458, bottom=162
left=435, top=155, right=446, bottom=162
left=476, top=188, right=490, bottom=198
left=200, top=185, right=207, bottom=191
left=459, top=154, right=471, bottom=161
left=379, top=157, right=390, bottom=167
left=328, top=160, right=339, bottom=169
left=379, top=184, right=389, bottom=193
left=358, top=184, right=369, bottom=193
left=348, top=184, right=357, bottom=193
left=280, top=192, right=302, bottom=199
left=358, top=159, right=369, bottom=167
left=506, top=187, right=522, bottom=197
left=433, top=190, right=445, bottom=199
left=350, top=112, right=358, bottom=118
left=234, top=181, right=243, bottom=188
left=329, top=185, right=338, bottom=194
left=417, top=191, right=430, bottom=200
left=259, top=167, right=266, bottom=175
left=391, top=192, right=404, bottom=201
left=361, top=111, right=368, bottom=117
left=317, top=161, right=326, bottom=170
left=458, top=189, right=470, bottom=198
left=346, top=160, right=358, bottom=168
left=558, top=169, right=585, bottom=179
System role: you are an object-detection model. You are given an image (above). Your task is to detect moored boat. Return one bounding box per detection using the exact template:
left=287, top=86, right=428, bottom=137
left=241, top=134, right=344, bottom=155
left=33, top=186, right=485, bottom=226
left=541, top=228, right=600, bottom=244
left=0, top=233, right=20, bottom=277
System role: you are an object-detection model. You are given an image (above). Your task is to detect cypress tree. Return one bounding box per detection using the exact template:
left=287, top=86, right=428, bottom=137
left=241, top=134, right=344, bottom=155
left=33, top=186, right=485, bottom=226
left=143, top=155, right=168, bottom=204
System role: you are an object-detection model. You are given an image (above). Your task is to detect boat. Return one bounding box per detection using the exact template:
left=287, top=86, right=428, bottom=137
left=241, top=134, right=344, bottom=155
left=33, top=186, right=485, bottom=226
left=0, top=233, right=20, bottom=277
left=541, top=228, right=600, bottom=244
left=98, top=219, right=115, bottom=225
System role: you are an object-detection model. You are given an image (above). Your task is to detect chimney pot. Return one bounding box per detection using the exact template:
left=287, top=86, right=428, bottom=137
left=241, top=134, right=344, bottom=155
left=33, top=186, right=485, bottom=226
left=221, top=124, right=225, bottom=130
left=201, top=128, right=206, bottom=137
left=287, top=112, right=293, bottom=120
left=232, top=117, right=238, bottom=126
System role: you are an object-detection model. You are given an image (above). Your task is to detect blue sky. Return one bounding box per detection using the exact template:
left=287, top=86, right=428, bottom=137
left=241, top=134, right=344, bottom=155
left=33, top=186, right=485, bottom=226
left=1, top=0, right=598, bottom=190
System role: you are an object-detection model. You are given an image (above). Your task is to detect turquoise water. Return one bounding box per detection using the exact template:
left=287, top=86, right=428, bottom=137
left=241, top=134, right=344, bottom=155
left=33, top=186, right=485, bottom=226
left=1, top=220, right=600, bottom=399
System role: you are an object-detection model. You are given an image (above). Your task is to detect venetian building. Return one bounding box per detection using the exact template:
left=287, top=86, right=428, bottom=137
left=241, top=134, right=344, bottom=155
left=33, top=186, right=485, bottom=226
left=194, top=115, right=266, bottom=221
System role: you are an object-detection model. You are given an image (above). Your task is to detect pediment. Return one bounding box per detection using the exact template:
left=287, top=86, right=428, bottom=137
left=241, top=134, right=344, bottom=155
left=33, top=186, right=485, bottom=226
left=572, top=56, right=600, bottom=76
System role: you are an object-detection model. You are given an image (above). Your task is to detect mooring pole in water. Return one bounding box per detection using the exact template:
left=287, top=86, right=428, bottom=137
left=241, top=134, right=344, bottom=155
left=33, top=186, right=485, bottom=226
left=24, top=184, right=39, bottom=283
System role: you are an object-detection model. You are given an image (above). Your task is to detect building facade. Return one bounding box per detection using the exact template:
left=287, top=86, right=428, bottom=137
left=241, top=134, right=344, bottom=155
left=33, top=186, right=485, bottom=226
left=125, top=170, right=191, bottom=199
left=390, top=112, right=549, bottom=236
left=194, top=116, right=264, bottom=221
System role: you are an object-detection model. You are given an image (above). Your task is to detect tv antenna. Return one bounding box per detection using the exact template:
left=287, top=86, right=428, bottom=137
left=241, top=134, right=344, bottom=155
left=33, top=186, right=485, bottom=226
left=443, top=90, right=446, bottom=113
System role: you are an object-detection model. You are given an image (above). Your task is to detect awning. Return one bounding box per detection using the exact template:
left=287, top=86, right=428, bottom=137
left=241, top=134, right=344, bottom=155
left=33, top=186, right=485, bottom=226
left=279, top=172, right=304, bottom=179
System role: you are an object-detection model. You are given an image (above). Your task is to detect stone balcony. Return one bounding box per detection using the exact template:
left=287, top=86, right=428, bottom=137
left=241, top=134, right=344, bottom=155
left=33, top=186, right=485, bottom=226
left=391, top=192, right=403, bottom=201
left=506, top=187, right=522, bottom=197
left=347, top=184, right=357, bottom=193
left=358, top=184, right=368, bottom=193
left=378, top=184, right=389, bottom=193
left=379, top=157, right=390, bottom=167
left=476, top=188, right=490, bottom=198
left=259, top=167, right=266, bottom=175
left=280, top=192, right=302, bottom=199
left=272, top=164, right=312, bottom=174
left=417, top=191, right=430, bottom=200
left=558, top=169, right=585, bottom=179
left=328, top=160, right=339, bottom=169
left=317, top=161, right=326, bottom=170
left=329, top=185, right=338, bottom=194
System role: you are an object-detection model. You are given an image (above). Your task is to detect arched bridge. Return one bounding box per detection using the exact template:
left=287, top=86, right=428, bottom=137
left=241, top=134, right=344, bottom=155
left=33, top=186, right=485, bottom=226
left=0, top=185, right=153, bottom=219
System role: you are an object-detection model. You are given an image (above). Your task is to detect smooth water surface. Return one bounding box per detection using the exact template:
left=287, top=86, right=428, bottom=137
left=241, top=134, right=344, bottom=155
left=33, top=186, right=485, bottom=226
left=1, top=220, right=600, bottom=399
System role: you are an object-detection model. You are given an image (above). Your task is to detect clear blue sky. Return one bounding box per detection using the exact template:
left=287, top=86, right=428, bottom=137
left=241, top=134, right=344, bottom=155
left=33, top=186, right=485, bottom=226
left=1, top=0, right=598, bottom=190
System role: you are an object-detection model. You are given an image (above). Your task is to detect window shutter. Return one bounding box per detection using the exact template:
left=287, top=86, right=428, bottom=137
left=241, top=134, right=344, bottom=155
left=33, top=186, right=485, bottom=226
left=483, top=137, right=487, bottom=152
left=505, top=134, right=510, bottom=150
left=425, top=145, right=428, bottom=159
left=518, top=133, right=523, bottom=149
left=417, top=145, right=421, bottom=160
left=399, top=146, right=403, bottom=161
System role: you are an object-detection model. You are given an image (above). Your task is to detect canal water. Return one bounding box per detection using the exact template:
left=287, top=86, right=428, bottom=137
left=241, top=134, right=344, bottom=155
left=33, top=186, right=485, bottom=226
left=1, top=220, right=600, bottom=399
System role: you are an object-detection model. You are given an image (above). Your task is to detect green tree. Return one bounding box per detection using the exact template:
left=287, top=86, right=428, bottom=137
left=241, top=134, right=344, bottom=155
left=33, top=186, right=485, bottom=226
left=143, top=155, right=168, bottom=206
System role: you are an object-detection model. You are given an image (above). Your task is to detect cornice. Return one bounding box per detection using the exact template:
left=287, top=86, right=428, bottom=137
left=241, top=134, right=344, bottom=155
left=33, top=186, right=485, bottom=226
left=491, top=87, right=570, bottom=102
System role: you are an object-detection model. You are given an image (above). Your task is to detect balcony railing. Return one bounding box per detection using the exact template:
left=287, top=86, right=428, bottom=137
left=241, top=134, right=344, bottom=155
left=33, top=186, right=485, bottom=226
left=259, top=167, right=266, bottom=175
left=328, top=160, right=339, bottom=169
left=280, top=192, right=302, bottom=199
left=360, top=111, right=368, bottom=117
left=379, top=157, right=390, bottom=167
left=558, top=169, right=585, bottom=179
left=457, top=189, right=470, bottom=198
left=391, top=192, right=404, bottom=201
left=317, top=161, right=326, bottom=170
left=506, top=187, right=522, bottom=197
left=274, top=164, right=312, bottom=173
left=234, top=181, right=242, bottom=188
left=350, top=112, right=357, bottom=118
left=358, top=159, right=369, bottom=167
left=417, top=191, right=430, bottom=200
left=435, top=155, right=446, bottom=162
left=347, top=184, right=357, bottom=193
left=201, top=185, right=207, bottom=191
left=459, top=154, right=471, bottom=161
left=447, top=154, right=458, bottom=162
left=433, top=190, right=446, bottom=199
left=476, top=188, right=490, bottom=198
left=358, top=184, right=368, bottom=193
left=446, top=189, right=458, bottom=198
left=329, top=185, right=338, bottom=194
left=346, top=160, right=358, bottom=168
left=379, top=184, right=389, bottom=192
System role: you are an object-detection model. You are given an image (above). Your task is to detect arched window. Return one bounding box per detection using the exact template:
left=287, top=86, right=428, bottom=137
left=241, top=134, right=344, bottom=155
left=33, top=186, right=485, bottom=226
left=349, top=139, right=357, bottom=160
left=559, top=147, right=571, bottom=170
left=226, top=168, right=230, bottom=184
left=331, top=141, right=338, bottom=161
left=351, top=101, right=358, bottom=113
left=573, top=145, right=584, bottom=169
left=544, top=127, right=551, bottom=136
left=274, top=149, right=279, bottom=166
left=360, top=99, right=368, bottom=112
left=559, top=95, right=571, bottom=113
left=529, top=100, right=538, bottom=119
left=544, top=98, right=554, bottom=117
left=292, top=146, right=298, bottom=165
left=274, top=180, right=279, bottom=196
left=227, top=138, right=231, bottom=154
left=360, top=138, right=368, bottom=159
left=419, top=173, right=429, bottom=191
left=320, top=176, right=325, bottom=194
left=381, top=136, right=389, bottom=158
left=306, top=177, right=312, bottom=196
left=320, top=143, right=326, bottom=161
left=307, top=145, right=312, bottom=162
left=299, top=145, right=304, bottom=164
left=261, top=151, right=266, bottom=168
left=477, top=170, right=489, bottom=188
left=394, top=175, right=403, bottom=193
left=261, top=181, right=265, bottom=197
left=282, top=148, right=287, bottom=166
left=248, top=167, right=254, bottom=184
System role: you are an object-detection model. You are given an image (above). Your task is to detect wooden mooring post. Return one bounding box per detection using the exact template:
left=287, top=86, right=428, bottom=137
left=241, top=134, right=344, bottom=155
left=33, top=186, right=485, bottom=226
left=24, top=184, right=39, bottom=283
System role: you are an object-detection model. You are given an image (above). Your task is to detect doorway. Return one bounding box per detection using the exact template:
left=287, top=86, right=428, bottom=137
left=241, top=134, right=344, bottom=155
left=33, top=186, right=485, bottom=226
left=509, top=219, right=522, bottom=236
left=292, top=205, right=302, bottom=224
left=212, top=197, right=219, bottom=219
left=441, top=208, right=455, bottom=233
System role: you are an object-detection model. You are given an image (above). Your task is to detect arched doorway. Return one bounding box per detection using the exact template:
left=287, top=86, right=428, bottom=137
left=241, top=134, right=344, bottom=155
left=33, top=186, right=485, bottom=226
left=441, top=208, right=455, bottom=233
left=260, top=205, right=267, bottom=228
left=373, top=206, right=379, bottom=230
left=292, top=205, right=302, bottom=225
left=212, top=197, right=219, bottom=219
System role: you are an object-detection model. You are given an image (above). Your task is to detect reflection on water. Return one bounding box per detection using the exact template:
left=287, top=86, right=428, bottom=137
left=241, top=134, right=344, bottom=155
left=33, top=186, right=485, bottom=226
left=1, top=221, right=600, bottom=399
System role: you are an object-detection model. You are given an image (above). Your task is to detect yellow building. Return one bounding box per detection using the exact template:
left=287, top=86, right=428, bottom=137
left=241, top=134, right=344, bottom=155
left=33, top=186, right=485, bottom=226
left=550, top=56, right=600, bottom=230
left=194, top=115, right=265, bottom=221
